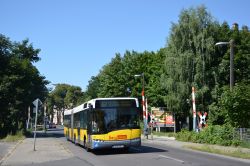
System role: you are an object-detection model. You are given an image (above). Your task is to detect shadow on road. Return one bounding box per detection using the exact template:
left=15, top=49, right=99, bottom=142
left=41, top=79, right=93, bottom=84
left=93, top=145, right=167, bottom=155
left=26, top=128, right=65, bottom=138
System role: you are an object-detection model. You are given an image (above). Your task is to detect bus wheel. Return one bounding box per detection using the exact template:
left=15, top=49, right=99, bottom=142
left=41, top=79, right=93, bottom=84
left=74, top=135, right=77, bottom=145
left=84, top=139, right=91, bottom=152
left=66, top=134, right=69, bottom=141
left=86, top=147, right=91, bottom=152
left=66, top=132, right=69, bottom=141
left=83, top=137, right=86, bottom=148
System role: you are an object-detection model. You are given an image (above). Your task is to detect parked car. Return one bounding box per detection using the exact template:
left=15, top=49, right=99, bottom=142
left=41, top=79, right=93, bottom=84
left=49, top=122, right=56, bottom=128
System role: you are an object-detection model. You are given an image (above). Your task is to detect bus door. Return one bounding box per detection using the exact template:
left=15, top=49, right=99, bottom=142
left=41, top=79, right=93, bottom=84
left=77, top=126, right=80, bottom=143
left=71, top=111, right=74, bottom=140
left=78, top=111, right=83, bottom=144
left=86, top=106, right=93, bottom=146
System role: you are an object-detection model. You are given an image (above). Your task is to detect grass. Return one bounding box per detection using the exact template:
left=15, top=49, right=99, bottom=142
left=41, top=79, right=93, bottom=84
left=0, top=131, right=25, bottom=142
left=152, top=131, right=176, bottom=137
left=240, top=141, right=250, bottom=149
left=184, top=144, right=250, bottom=159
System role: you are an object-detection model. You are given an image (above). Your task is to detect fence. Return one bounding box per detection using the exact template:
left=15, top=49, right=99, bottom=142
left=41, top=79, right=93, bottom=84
left=234, top=128, right=250, bottom=142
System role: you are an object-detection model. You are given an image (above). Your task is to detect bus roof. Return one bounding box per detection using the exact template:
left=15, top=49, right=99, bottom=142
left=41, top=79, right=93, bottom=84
left=64, top=109, right=72, bottom=115
left=69, top=97, right=139, bottom=115
left=88, top=97, right=139, bottom=108
left=73, top=103, right=85, bottom=114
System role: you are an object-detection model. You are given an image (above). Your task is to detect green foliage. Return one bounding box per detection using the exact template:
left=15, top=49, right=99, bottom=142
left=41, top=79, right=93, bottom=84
left=152, top=131, right=176, bottom=137
left=0, top=34, right=48, bottom=137
left=47, top=84, right=85, bottom=123
left=161, top=6, right=219, bottom=118
left=97, top=54, right=126, bottom=97
left=81, top=5, right=250, bottom=129
left=85, top=76, right=100, bottom=100
left=176, top=125, right=242, bottom=146
left=0, top=131, right=25, bottom=142
left=159, top=5, right=250, bottom=128
left=211, top=83, right=250, bottom=128
left=84, top=50, right=167, bottom=108
left=239, top=141, right=250, bottom=149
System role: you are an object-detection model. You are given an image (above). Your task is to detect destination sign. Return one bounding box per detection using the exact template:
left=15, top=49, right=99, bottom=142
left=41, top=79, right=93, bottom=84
left=95, top=100, right=136, bottom=108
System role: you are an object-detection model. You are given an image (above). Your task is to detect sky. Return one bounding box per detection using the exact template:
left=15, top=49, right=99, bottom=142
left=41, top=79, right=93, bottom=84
left=1, top=0, right=249, bottom=91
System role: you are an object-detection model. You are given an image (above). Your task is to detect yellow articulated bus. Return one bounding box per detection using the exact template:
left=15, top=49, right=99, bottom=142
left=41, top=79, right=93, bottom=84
left=63, top=97, right=141, bottom=151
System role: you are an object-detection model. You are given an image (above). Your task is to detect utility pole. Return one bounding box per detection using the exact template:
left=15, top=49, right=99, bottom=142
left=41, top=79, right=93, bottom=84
left=215, top=39, right=235, bottom=91
left=229, top=39, right=235, bottom=91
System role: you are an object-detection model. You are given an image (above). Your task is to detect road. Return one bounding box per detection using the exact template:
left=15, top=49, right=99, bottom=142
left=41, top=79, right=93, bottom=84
left=55, top=127, right=249, bottom=166
left=63, top=140, right=249, bottom=166
left=1, top=127, right=249, bottom=166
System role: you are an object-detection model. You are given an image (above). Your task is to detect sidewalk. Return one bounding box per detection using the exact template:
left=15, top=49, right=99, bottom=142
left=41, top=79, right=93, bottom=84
left=0, top=141, right=18, bottom=164
left=1, top=136, right=73, bottom=166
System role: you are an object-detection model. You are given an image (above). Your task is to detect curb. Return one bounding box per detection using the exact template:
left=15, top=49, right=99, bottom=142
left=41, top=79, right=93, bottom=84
left=0, top=138, right=24, bottom=166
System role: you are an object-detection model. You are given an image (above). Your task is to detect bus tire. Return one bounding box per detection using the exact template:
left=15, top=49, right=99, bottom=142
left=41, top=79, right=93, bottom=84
left=86, top=147, right=91, bottom=152
left=83, top=136, right=86, bottom=148
left=74, top=135, right=77, bottom=145
left=66, top=134, right=69, bottom=141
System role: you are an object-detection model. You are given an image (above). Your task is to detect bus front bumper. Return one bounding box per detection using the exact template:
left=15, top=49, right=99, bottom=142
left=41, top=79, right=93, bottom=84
left=91, top=138, right=141, bottom=149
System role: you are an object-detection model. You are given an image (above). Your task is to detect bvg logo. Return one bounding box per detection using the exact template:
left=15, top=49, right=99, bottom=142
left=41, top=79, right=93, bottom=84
left=109, top=135, right=127, bottom=140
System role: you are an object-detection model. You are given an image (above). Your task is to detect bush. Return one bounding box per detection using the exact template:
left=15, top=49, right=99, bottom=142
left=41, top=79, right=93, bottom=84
left=209, top=83, right=250, bottom=128
left=176, top=125, right=243, bottom=146
left=176, top=129, right=196, bottom=142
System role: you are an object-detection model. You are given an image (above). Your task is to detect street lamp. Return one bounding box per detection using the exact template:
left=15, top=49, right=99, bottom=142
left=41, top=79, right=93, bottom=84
left=134, top=73, right=149, bottom=139
left=215, top=39, right=235, bottom=91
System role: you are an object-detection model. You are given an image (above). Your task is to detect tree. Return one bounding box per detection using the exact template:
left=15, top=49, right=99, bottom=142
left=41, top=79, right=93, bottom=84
left=215, top=83, right=250, bottom=128
left=146, top=48, right=167, bottom=107
left=97, top=54, right=126, bottom=97
left=209, top=24, right=250, bottom=125
left=0, top=34, right=48, bottom=137
left=85, top=76, right=100, bottom=100
left=161, top=6, right=219, bottom=119
left=89, top=50, right=167, bottom=108
left=48, top=84, right=84, bottom=124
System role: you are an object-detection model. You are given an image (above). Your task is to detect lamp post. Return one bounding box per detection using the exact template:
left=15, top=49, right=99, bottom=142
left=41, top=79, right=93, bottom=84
left=215, top=39, right=235, bottom=91
left=134, top=73, right=148, bottom=139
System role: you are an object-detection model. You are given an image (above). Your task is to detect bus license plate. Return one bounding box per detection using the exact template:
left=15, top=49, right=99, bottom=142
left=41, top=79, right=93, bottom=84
left=112, top=145, right=124, bottom=149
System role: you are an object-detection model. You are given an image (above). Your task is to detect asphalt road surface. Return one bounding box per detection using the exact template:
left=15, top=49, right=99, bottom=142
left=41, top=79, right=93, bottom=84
left=1, top=127, right=249, bottom=166
left=55, top=127, right=249, bottom=166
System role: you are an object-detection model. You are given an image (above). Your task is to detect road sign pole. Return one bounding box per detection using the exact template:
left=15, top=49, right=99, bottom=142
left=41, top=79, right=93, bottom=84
left=33, top=99, right=38, bottom=151
left=32, top=98, right=42, bottom=151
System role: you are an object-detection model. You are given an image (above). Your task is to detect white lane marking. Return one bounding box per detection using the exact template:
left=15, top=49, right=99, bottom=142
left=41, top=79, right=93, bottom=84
left=158, top=155, right=185, bottom=163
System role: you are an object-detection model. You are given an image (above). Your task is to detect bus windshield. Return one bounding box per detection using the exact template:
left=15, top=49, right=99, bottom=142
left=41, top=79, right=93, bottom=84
left=91, top=107, right=140, bottom=134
